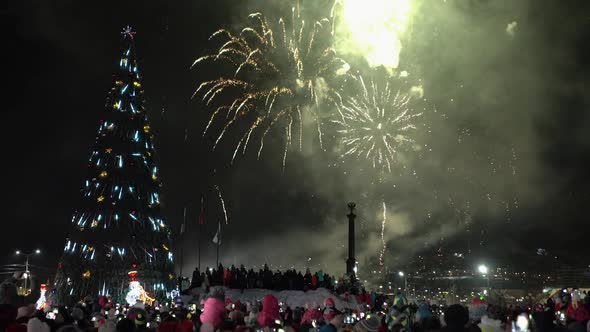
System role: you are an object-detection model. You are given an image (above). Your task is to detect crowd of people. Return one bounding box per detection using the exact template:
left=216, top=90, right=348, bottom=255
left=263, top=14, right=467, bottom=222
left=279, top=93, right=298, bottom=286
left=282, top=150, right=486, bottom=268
left=2, top=270, right=590, bottom=332
left=187, top=265, right=346, bottom=294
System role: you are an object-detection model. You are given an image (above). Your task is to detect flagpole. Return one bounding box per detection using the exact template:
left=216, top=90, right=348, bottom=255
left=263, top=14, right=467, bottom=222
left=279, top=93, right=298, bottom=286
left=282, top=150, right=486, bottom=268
left=216, top=222, right=221, bottom=267
left=180, top=206, right=186, bottom=288
left=198, top=195, right=203, bottom=271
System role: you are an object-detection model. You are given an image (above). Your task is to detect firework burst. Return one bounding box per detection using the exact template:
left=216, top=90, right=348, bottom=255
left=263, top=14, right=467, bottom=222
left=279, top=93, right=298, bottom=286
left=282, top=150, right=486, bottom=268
left=192, top=8, right=349, bottom=168
left=334, top=75, right=421, bottom=174
left=334, top=75, right=422, bottom=268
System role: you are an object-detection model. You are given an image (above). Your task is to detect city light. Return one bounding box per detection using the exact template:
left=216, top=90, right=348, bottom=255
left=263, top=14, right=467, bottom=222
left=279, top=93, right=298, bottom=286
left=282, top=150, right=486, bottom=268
left=15, top=250, right=20, bottom=255
left=398, top=271, right=404, bottom=277
left=478, top=265, right=488, bottom=275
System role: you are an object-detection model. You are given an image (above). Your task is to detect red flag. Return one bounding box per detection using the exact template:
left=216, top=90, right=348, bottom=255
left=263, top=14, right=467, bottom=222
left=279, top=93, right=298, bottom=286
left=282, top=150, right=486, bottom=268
left=198, top=208, right=205, bottom=225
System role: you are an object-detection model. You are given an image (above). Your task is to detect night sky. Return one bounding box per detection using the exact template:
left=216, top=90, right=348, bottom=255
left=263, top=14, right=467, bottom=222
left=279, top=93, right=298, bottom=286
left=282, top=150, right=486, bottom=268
left=6, top=0, right=590, bottom=280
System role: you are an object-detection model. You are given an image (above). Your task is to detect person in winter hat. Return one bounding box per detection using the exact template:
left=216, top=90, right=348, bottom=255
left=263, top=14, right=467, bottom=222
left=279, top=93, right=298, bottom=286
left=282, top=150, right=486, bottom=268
left=257, top=295, right=281, bottom=327
left=416, top=303, right=431, bottom=323
left=246, top=304, right=259, bottom=327
left=320, top=310, right=343, bottom=332
left=27, top=313, right=50, bottom=332
left=301, top=306, right=322, bottom=325
left=393, top=292, right=407, bottom=308
left=15, top=306, right=34, bottom=322
left=441, top=304, right=469, bottom=332
left=229, top=310, right=245, bottom=326
left=200, top=297, right=226, bottom=329
left=468, top=302, right=488, bottom=324
left=70, top=308, right=84, bottom=322
left=134, top=313, right=148, bottom=332
left=354, top=316, right=380, bottom=332
left=387, top=305, right=409, bottom=330
left=567, top=290, right=590, bottom=323
left=98, top=316, right=117, bottom=332
left=6, top=305, right=32, bottom=332
left=323, top=298, right=337, bottom=321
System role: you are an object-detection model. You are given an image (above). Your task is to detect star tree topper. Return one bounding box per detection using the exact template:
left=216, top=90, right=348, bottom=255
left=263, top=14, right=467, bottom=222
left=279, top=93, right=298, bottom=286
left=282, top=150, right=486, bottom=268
left=121, top=25, right=136, bottom=39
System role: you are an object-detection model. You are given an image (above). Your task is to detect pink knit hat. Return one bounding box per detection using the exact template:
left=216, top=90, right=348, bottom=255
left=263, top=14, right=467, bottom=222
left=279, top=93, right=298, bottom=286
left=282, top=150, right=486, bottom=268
left=200, top=297, right=226, bottom=329
left=257, top=295, right=281, bottom=327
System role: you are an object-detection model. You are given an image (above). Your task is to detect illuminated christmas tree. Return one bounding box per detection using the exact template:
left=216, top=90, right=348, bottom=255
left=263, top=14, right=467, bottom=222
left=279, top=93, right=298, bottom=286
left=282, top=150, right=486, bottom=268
left=54, top=26, right=174, bottom=304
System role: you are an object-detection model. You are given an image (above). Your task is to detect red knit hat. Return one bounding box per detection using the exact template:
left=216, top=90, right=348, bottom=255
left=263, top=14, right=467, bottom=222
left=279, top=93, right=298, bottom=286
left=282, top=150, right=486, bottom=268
left=325, top=298, right=335, bottom=307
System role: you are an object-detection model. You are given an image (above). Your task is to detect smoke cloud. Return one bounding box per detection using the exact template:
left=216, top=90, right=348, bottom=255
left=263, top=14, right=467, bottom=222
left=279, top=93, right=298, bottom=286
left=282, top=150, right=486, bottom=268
left=177, top=0, right=590, bottom=275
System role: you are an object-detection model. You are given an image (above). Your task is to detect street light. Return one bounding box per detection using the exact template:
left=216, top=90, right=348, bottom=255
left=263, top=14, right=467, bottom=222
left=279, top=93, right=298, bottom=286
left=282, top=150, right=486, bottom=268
left=15, top=249, right=41, bottom=295
left=398, top=271, right=408, bottom=295
left=477, top=264, right=490, bottom=292
left=478, top=265, right=488, bottom=275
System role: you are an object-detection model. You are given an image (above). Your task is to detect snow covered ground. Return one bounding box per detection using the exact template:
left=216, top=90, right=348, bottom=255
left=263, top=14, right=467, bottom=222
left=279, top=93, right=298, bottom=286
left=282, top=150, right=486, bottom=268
left=184, top=287, right=361, bottom=309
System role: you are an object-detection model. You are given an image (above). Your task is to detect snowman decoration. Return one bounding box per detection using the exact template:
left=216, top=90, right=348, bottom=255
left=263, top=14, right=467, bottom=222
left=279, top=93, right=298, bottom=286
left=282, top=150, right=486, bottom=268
left=36, top=284, right=47, bottom=310
left=126, top=270, right=143, bottom=305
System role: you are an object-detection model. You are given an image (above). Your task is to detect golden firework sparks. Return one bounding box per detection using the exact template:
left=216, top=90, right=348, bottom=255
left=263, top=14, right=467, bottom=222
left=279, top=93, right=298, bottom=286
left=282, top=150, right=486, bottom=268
left=334, top=75, right=422, bottom=173
left=193, top=6, right=349, bottom=168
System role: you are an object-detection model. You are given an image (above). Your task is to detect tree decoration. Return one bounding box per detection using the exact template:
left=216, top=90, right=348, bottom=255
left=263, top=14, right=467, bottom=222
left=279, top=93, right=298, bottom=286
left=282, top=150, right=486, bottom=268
left=53, top=26, right=174, bottom=305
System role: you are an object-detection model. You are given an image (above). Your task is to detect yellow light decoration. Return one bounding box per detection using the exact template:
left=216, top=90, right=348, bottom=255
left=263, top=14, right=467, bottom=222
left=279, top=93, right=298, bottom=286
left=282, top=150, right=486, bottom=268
left=97, top=196, right=105, bottom=203
left=99, top=171, right=108, bottom=178
left=17, top=287, right=31, bottom=297
left=133, top=81, right=141, bottom=87
left=115, top=80, right=123, bottom=85
left=113, top=101, right=121, bottom=109
left=82, top=271, right=91, bottom=279
left=334, top=0, right=412, bottom=71
left=162, top=244, right=169, bottom=251
left=91, top=219, right=99, bottom=227
left=141, top=291, right=155, bottom=306
left=168, top=273, right=175, bottom=280
left=105, top=148, right=112, bottom=154
left=88, top=247, right=94, bottom=251
left=147, top=152, right=152, bottom=157
left=143, top=125, right=150, bottom=133
left=151, top=175, right=158, bottom=181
